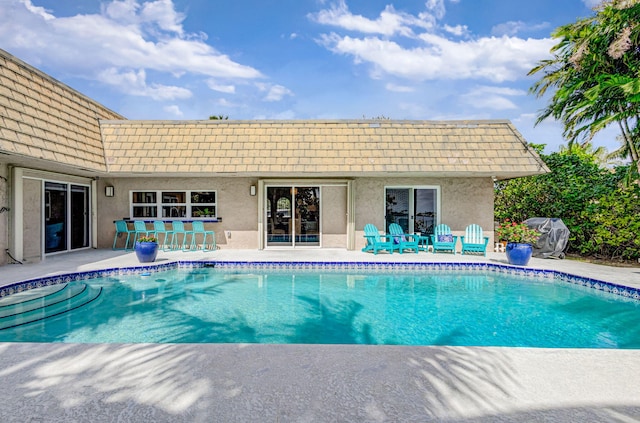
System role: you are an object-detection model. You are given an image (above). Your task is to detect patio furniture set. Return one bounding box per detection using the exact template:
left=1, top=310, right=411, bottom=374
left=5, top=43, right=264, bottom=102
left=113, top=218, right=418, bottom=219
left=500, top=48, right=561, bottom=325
left=362, top=223, right=489, bottom=256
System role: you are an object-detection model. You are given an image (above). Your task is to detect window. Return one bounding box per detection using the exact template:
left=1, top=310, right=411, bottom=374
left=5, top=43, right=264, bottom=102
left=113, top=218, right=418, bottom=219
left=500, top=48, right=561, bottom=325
left=161, top=191, right=186, bottom=218
left=190, top=191, right=217, bottom=218
left=385, top=187, right=440, bottom=235
left=132, top=192, right=157, bottom=218
left=131, top=190, right=217, bottom=219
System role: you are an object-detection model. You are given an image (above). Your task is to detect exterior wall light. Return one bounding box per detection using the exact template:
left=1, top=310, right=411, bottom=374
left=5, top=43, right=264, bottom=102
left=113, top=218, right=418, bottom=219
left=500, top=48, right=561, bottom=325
left=105, top=186, right=115, bottom=197
left=250, top=185, right=256, bottom=196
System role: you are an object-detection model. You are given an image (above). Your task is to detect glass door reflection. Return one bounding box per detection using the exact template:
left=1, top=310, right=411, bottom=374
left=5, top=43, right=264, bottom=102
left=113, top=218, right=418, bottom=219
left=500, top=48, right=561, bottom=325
left=266, top=186, right=320, bottom=247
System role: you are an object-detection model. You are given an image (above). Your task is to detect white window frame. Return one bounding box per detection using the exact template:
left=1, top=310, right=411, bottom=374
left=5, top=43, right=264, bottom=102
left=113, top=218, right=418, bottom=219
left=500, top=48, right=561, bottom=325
left=130, top=190, right=217, bottom=219
left=384, top=185, right=441, bottom=234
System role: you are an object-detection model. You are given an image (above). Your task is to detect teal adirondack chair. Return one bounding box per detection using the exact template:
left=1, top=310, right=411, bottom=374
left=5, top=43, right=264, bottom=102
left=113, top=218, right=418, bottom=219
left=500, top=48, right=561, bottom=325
left=460, top=224, right=490, bottom=256
left=430, top=224, right=458, bottom=254
left=388, top=223, right=419, bottom=254
left=362, top=224, right=397, bottom=254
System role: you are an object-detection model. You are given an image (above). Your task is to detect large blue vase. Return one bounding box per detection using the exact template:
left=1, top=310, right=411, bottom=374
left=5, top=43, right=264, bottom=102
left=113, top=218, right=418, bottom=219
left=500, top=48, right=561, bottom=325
left=135, top=241, right=159, bottom=263
left=505, top=242, right=533, bottom=266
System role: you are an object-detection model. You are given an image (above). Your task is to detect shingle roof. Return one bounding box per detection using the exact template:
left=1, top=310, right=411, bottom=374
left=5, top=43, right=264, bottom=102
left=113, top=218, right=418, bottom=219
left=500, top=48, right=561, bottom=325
left=0, top=48, right=548, bottom=180
left=0, top=49, right=124, bottom=173
left=100, top=119, right=549, bottom=179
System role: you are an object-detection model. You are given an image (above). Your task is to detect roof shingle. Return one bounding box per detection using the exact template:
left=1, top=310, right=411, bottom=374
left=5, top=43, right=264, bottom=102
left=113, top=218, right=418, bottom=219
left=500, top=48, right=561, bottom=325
left=100, top=119, right=549, bottom=178
left=0, top=49, right=124, bottom=172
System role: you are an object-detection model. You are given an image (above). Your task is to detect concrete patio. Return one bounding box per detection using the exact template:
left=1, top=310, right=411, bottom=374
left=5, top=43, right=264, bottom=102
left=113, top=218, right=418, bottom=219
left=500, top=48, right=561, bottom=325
left=0, top=249, right=639, bottom=422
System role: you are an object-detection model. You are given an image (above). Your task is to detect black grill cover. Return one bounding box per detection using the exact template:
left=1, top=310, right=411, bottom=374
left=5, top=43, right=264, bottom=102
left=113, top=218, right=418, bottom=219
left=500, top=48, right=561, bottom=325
left=524, top=218, right=570, bottom=259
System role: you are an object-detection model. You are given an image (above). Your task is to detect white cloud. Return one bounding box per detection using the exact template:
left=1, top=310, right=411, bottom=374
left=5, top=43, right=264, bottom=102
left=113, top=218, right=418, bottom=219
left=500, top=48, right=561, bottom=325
left=0, top=0, right=262, bottom=100
left=468, top=85, right=526, bottom=97
left=385, top=83, right=415, bottom=93
left=261, top=109, right=297, bottom=119
left=259, top=84, right=294, bottom=102
left=139, top=0, right=185, bottom=35
left=318, top=32, right=553, bottom=82
left=206, top=80, right=236, bottom=94
left=216, top=98, right=243, bottom=108
left=97, top=68, right=192, bottom=100
left=461, top=85, right=525, bottom=111
left=464, top=96, right=517, bottom=111
left=425, top=0, right=446, bottom=20
left=308, top=0, right=435, bottom=37
left=163, top=104, right=183, bottom=116
left=443, top=24, right=469, bottom=37
left=491, top=20, right=550, bottom=37
left=19, top=0, right=54, bottom=20
left=313, top=2, right=555, bottom=83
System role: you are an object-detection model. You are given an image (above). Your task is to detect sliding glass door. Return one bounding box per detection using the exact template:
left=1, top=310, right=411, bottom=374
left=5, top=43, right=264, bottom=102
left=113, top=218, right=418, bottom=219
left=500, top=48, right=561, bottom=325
left=45, top=182, right=67, bottom=253
left=266, top=186, right=320, bottom=247
left=45, top=182, right=90, bottom=254
left=385, top=187, right=439, bottom=236
left=70, top=185, right=90, bottom=249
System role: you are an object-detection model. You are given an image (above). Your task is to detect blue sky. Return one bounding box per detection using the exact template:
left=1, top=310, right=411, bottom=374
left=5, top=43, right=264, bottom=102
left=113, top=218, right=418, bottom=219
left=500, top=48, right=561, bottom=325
left=0, top=0, right=619, bottom=153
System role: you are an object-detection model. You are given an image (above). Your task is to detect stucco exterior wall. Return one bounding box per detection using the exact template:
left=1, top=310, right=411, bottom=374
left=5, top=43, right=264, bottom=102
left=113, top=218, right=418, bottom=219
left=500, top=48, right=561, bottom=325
left=23, top=178, right=42, bottom=262
left=97, top=177, right=260, bottom=249
left=97, top=177, right=494, bottom=251
left=98, top=179, right=356, bottom=250
left=0, top=163, right=8, bottom=266
left=321, top=185, right=347, bottom=248
left=353, top=177, right=495, bottom=252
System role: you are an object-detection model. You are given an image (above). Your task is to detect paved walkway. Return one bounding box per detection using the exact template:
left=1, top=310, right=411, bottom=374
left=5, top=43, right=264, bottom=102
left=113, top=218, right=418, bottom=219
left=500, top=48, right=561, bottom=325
left=0, top=249, right=639, bottom=422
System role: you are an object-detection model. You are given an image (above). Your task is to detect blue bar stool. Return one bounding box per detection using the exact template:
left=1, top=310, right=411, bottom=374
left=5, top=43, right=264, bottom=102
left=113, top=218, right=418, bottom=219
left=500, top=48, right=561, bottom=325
left=171, top=221, right=195, bottom=251
left=153, top=221, right=175, bottom=251
left=112, top=220, right=135, bottom=250
left=192, top=221, right=216, bottom=251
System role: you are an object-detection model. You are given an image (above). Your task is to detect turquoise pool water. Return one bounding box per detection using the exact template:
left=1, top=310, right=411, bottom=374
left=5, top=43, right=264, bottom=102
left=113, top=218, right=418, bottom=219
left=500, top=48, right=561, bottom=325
left=1, top=268, right=639, bottom=348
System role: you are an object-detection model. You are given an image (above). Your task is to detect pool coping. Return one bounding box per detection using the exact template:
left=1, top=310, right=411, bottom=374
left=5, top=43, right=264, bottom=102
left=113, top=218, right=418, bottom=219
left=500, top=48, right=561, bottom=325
left=2, top=260, right=639, bottom=302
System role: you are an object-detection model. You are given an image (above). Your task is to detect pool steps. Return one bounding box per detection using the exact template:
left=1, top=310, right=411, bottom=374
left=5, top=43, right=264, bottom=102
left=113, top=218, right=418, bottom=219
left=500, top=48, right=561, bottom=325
left=0, top=283, right=102, bottom=330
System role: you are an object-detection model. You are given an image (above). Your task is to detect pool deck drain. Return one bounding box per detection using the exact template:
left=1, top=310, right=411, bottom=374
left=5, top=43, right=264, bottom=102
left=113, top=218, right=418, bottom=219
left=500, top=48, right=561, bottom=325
left=0, top=249, right=639, bottom=422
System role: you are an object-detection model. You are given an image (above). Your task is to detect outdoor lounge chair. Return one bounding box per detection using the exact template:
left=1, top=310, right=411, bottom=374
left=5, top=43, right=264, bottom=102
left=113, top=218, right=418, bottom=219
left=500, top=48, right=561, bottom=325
left=460, top=224, right=490, bottom=256
left=388, top=223, right=419, bottom=254
left=362, top=224, right=397, bottom=254
left=430, top=224, right=458, bottom=254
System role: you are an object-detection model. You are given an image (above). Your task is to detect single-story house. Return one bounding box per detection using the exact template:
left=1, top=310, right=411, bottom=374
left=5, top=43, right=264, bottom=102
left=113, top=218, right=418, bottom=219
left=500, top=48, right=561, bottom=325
left=0, top=48, right=549, bottom=266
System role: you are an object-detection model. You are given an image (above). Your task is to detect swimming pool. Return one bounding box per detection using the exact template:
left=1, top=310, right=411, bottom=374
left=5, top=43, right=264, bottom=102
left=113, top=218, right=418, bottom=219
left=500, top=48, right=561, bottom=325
left=1, top=263, right=639, bottom=348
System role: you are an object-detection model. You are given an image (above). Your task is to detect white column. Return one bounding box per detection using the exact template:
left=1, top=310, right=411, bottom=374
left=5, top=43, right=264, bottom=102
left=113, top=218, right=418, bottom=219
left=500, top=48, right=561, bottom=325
left=91, top=179, right=98, bottom=248
left=257, top=180, right=264, bottom=250
left=346, top=180, right=355, bottom=250
left=10, top=167, right=23, bottom=261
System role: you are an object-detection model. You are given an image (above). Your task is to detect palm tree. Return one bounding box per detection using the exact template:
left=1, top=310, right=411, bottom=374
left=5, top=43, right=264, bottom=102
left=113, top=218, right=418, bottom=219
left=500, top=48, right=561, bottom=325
left=529, top=0, right=640, bottom=177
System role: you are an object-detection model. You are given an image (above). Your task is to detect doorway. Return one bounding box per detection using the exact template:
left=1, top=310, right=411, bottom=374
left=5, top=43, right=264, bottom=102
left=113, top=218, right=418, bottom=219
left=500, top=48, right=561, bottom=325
left=44, top=182, right=90, bottom=254
left=385, top=187, right=439, bottom=236
left=266, top=186, right=320, bottom=247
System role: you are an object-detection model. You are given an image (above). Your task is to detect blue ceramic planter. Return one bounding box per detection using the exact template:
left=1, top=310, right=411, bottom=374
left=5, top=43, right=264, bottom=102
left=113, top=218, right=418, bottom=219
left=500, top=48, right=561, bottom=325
left=135, top=241, right=159, bottom=263
left=505, top=242, right=533, bottom=266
